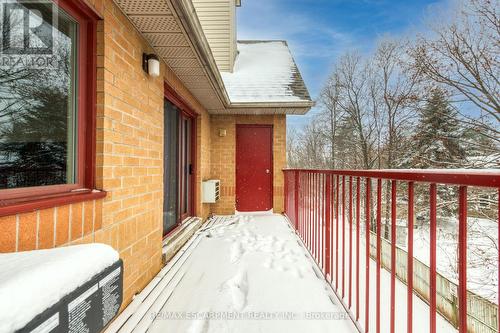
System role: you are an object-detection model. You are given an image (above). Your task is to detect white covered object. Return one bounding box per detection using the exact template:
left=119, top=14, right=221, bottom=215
left=0, top=244, right=119, bottom=333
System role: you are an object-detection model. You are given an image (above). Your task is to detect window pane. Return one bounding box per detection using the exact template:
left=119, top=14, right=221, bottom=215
left=0, top=2, right=78, bottom=189
left=163, top=100, right=179, bottom=235
left=183, top=118, right=188, bottom=214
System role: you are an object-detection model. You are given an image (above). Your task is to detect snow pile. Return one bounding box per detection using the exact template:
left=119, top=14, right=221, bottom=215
left=355, top=242, right=458, bottom=333
left=221, top=41, right=308, bottom=103
left=0, top=244, right=119, bottom=333
left=147, top=214, right=356, bottom=333
left=406, top=217, right=498, bottom=302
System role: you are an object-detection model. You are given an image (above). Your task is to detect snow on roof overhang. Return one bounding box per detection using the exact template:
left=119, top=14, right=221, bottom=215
left=221, top=41, right=313, bottom=105
left=166, top=5, right=314, bottom=114
left=114, top=0, right=313, bottom=115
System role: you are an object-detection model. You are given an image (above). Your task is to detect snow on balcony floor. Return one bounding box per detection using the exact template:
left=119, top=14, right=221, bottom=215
left=107, top=214, right=357, bottom=333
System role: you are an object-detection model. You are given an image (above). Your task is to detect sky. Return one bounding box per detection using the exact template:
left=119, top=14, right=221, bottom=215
left=236, top=0, right=449, bottom=130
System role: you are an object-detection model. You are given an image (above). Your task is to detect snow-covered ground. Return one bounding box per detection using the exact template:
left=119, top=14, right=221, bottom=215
left=332, top=230, right=459, bottom=333
left=148, top=214, right=356, bottom=333
left=303, top=219, right=458, bottom=333
left=109, top=213, right=465, bottom=333
left=399, top=217, right=498, bottom=302
left=109, top=214, right=357, bottom=333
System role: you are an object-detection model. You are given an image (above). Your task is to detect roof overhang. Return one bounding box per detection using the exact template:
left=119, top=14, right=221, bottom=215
left=219, top=101, right=315, bottom=115
left=113, top=0, right=313, bottom=115
left=211, top=105, right=313, bottom=115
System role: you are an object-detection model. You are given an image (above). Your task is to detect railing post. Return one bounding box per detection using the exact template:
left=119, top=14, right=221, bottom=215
left=284, top=171, right=288, bottom=217
left=315, top=173, right=319, bottom=261
left=356, top=177, right=361, bottom=321
left=429, top=183, right=437, bottom=333
left=342, top=175, right=346, bottom=299
left=294, top=171, right=300, bottom=231
left=390, top=180, right=397, bottom=333
left=376, top=179, right=382, bottom=333
left=365, top=178, right=371, bottom=333
left=325, top=175, right=332, bottom=280
left=349, top=176, right=353, bottom=309
left=307, top=173, right=309, bottom=248
left=336, top=175, right=340, bottom=290
left=407, top=182, right=414, bottom=333
left=458, top=186, right=468, bottom=332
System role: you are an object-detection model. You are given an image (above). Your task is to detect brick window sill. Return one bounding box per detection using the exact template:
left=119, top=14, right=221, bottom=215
left=0, top=190, right=107, bottom=217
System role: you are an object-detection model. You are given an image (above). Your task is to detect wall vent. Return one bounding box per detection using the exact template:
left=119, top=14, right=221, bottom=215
left=202, top=180, right=220, bottom=203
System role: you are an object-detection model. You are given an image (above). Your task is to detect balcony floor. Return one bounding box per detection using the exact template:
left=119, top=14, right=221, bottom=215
left=106, top=213, right=357, bottom=333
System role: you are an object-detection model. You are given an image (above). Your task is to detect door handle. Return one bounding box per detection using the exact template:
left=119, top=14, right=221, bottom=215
left=265, top=169, right=270, bottom=174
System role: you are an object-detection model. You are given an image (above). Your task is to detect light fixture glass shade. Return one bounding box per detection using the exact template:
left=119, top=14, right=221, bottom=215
left=148, top=58, right=160, bottom=77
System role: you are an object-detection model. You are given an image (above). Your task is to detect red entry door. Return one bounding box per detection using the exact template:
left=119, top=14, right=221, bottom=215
left=236, top=125, right=273, bottom=212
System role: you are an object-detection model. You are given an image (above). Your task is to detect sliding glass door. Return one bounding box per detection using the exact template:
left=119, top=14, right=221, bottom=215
left=163, top=99, right=194, bottom=236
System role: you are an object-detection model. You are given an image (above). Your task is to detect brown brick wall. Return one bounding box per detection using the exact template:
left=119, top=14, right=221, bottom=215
left=0, top=201, right=102, bottom=253
left=94, top=0, right=163, bottom=305
left=0, top=0, right=212, bottom=309
left=0, top=0, right=289, bottom=313
left=209, top=115, right=287, bottom=215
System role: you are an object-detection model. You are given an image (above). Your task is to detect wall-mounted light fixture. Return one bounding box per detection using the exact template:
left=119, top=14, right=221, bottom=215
left=219, top=129, right=227, bottom=137
left=142, top=53, right=160, bottom=77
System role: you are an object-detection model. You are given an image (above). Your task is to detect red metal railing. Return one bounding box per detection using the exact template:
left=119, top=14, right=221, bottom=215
left=283, top=169, right=500, bottom=333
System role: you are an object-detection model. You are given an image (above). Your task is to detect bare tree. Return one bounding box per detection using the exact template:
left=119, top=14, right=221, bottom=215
left=286, top=121, right=328, bottom=169
left=289, top=0, right=499, bottom=173
left=318, top=73, right=344, bottom=169
left=372, top=39, right=424, bottom=236
left=374, top=39, right=423, bottom=168
left=411, top=0, right=499, bottom=138
left=336, top=52, right=379, bottom=169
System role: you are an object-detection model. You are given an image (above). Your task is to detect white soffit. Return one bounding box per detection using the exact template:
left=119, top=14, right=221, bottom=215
left=114, top=0, right=225, bottom=111
left=209, top=107, right=311, bottom=115
left=113, top=0, right=313, bottom=115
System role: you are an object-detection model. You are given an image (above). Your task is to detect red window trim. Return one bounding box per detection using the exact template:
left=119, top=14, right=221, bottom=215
left=164, top=84, right=199, bottom=119
left=0, top=0, right=103, bottom=216
left=163, top=83, right=198, bottom=238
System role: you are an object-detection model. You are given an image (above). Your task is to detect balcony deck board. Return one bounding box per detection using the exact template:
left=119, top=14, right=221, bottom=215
left=106, top=214, right=357, bottom=333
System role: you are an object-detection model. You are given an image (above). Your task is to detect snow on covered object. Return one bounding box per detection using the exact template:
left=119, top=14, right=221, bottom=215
left=221, top=41, right=312, bottom=103
left=0, top=244, right=119, bottom=333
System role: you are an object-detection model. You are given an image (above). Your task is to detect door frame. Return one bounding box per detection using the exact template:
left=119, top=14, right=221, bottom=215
left=177, top=113, right=195, bottom=223
left=163, top=83, right=198, bottom=237
left=235, top=124, right=274, bottom=211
